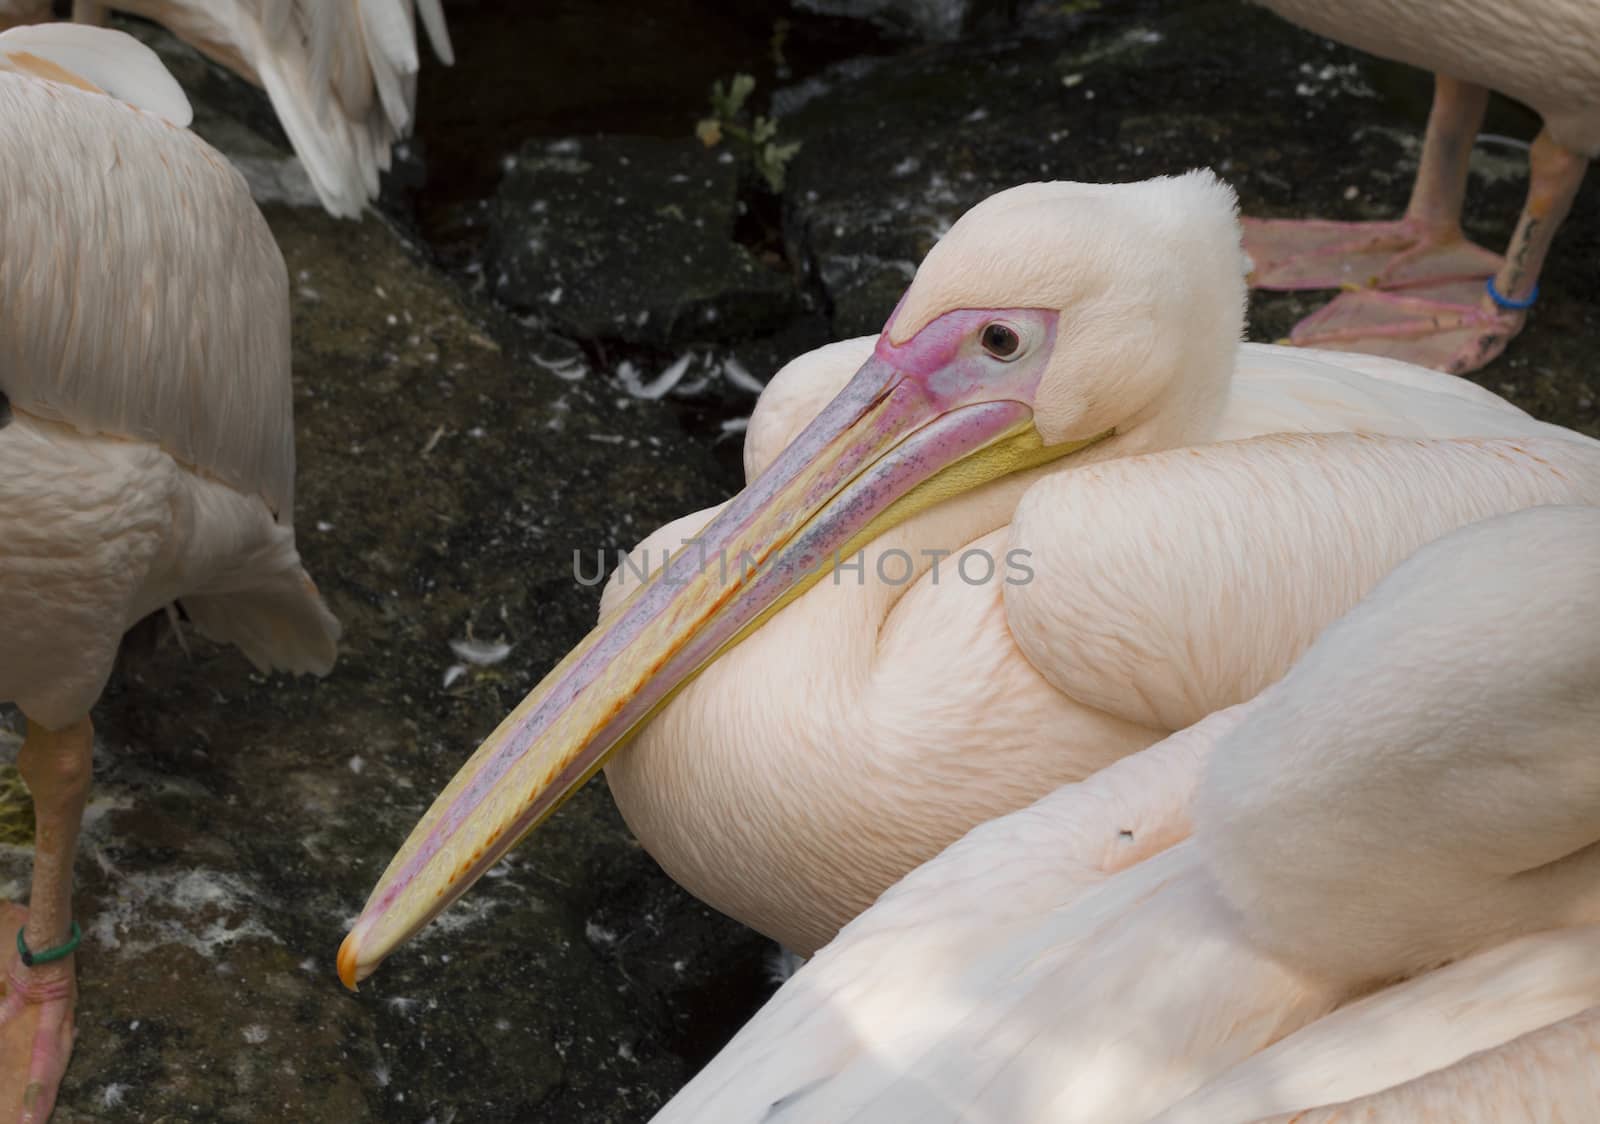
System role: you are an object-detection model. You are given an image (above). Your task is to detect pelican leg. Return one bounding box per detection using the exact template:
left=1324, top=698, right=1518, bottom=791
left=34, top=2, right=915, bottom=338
left=0, top=717, right=91, bottom=1124
left=1282, top=129, right=1588, bottom=373
left=1242, top=75, right=1501, bottom=290
left=1452, top=129, right=1590, bottom=370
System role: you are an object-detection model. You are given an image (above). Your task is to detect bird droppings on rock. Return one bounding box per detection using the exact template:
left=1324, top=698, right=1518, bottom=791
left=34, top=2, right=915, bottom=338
left=448, top=637, right=514, bottom=667
left=87, top=869, right=282, bottom=959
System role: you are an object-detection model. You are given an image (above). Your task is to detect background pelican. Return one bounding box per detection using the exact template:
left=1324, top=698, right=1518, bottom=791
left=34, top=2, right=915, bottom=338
left=0, top=26, right=337, bottom=1121
left=1247, top=0, right=1599, bottom=373
left=341, top=170, right=1600, bottom=984
left=0, top=0, right=454, bottom=218
left=654, top=504, right=1600, bottom=1123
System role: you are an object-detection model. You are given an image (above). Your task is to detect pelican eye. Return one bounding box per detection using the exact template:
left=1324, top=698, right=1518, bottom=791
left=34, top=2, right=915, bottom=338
left=980, top=322, right=1021, bottom=360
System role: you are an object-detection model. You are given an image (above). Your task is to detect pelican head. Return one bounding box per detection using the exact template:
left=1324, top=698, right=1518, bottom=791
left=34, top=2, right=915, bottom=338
left=338, top=169, right=1247, bottom=987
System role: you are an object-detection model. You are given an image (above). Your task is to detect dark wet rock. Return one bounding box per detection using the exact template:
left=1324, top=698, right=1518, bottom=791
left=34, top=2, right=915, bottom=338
left=776, top=2, right=1184, bottom=336
left=487, top=136, right=800, bottom=347
left=796, top=0, right=1019, bottom=40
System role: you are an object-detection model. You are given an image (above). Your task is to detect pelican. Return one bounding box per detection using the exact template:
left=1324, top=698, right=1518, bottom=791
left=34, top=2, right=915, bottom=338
left=0, top=26, right=338, bottom=1121
left=0, top=0, right=454, bottom=218
left=1245, top=0, right=1599, bottom=373
left=652, top=503, right=1600, bottom=1122
left=339, top=169, right=1600, bottom=987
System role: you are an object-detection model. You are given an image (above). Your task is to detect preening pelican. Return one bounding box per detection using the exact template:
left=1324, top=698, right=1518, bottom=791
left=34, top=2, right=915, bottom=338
left=1247, top=0, right=1599, bottom=373
left=0, top=0, right=453, bottom=218
left=340, top=170, right=1600, bottom=985
left=0, top=27, right=337, bottom=1121
left=652, top=504, right=1600, bottom=1123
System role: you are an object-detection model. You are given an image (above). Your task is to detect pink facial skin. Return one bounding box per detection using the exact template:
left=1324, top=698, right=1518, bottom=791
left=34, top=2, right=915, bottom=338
left=353, top=307, right=1061, bottom=948
left=877, top=306, right=1057, bottom=405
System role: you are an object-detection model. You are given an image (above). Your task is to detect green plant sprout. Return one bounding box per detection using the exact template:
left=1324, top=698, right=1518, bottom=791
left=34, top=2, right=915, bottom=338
left=696, top=73, right=803, bottom=193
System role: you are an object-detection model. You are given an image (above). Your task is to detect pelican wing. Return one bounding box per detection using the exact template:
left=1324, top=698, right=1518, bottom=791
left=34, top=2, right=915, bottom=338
left=87, top=0, right=453, bottom=217
left=1003, top=430, right=1600, bottom=734
left=1159, top=928, right=1600, bottom=1122
left=412, top=0, right=452, bottom=66
left=662, top=503, right=1600, bottom=1123
left=653, top=703, right=1257, bottom=1123
left=0, top=72, right=295, bottom=522
left=1217, top=342, right=1577, bottom=443
left=0, top=22, right=191, bottom=123
left=260, top=0, right=452, bottom=214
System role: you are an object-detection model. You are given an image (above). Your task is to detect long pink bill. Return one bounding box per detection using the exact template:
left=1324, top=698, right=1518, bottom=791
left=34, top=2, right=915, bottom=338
left=339, top=308, right=1079, bottom=988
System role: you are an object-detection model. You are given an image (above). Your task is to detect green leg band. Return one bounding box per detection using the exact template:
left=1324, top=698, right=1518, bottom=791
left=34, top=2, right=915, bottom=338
left=17, top=920, right=82, bottom=967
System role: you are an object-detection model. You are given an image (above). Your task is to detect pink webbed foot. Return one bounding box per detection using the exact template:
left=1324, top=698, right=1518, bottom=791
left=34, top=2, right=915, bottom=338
left=1282, top=279, right=1526, bottom=374
left=1242, top=214, right=1503, bottom=292
left=0, top=904, right=77, bottom=1124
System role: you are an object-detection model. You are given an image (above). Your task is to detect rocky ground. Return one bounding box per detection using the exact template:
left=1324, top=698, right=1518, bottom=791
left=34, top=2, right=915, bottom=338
left=2, top=0, right=1595, bottom=1120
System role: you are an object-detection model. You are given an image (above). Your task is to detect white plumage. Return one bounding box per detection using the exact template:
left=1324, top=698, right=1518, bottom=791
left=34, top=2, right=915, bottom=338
left=656, top=505, right=1600, bottom=1123
left=2, top=35, right=285, bottom=516
left=595, top=174, right=1600, bottom=957
left=1, top=0, right=454, bottom=217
